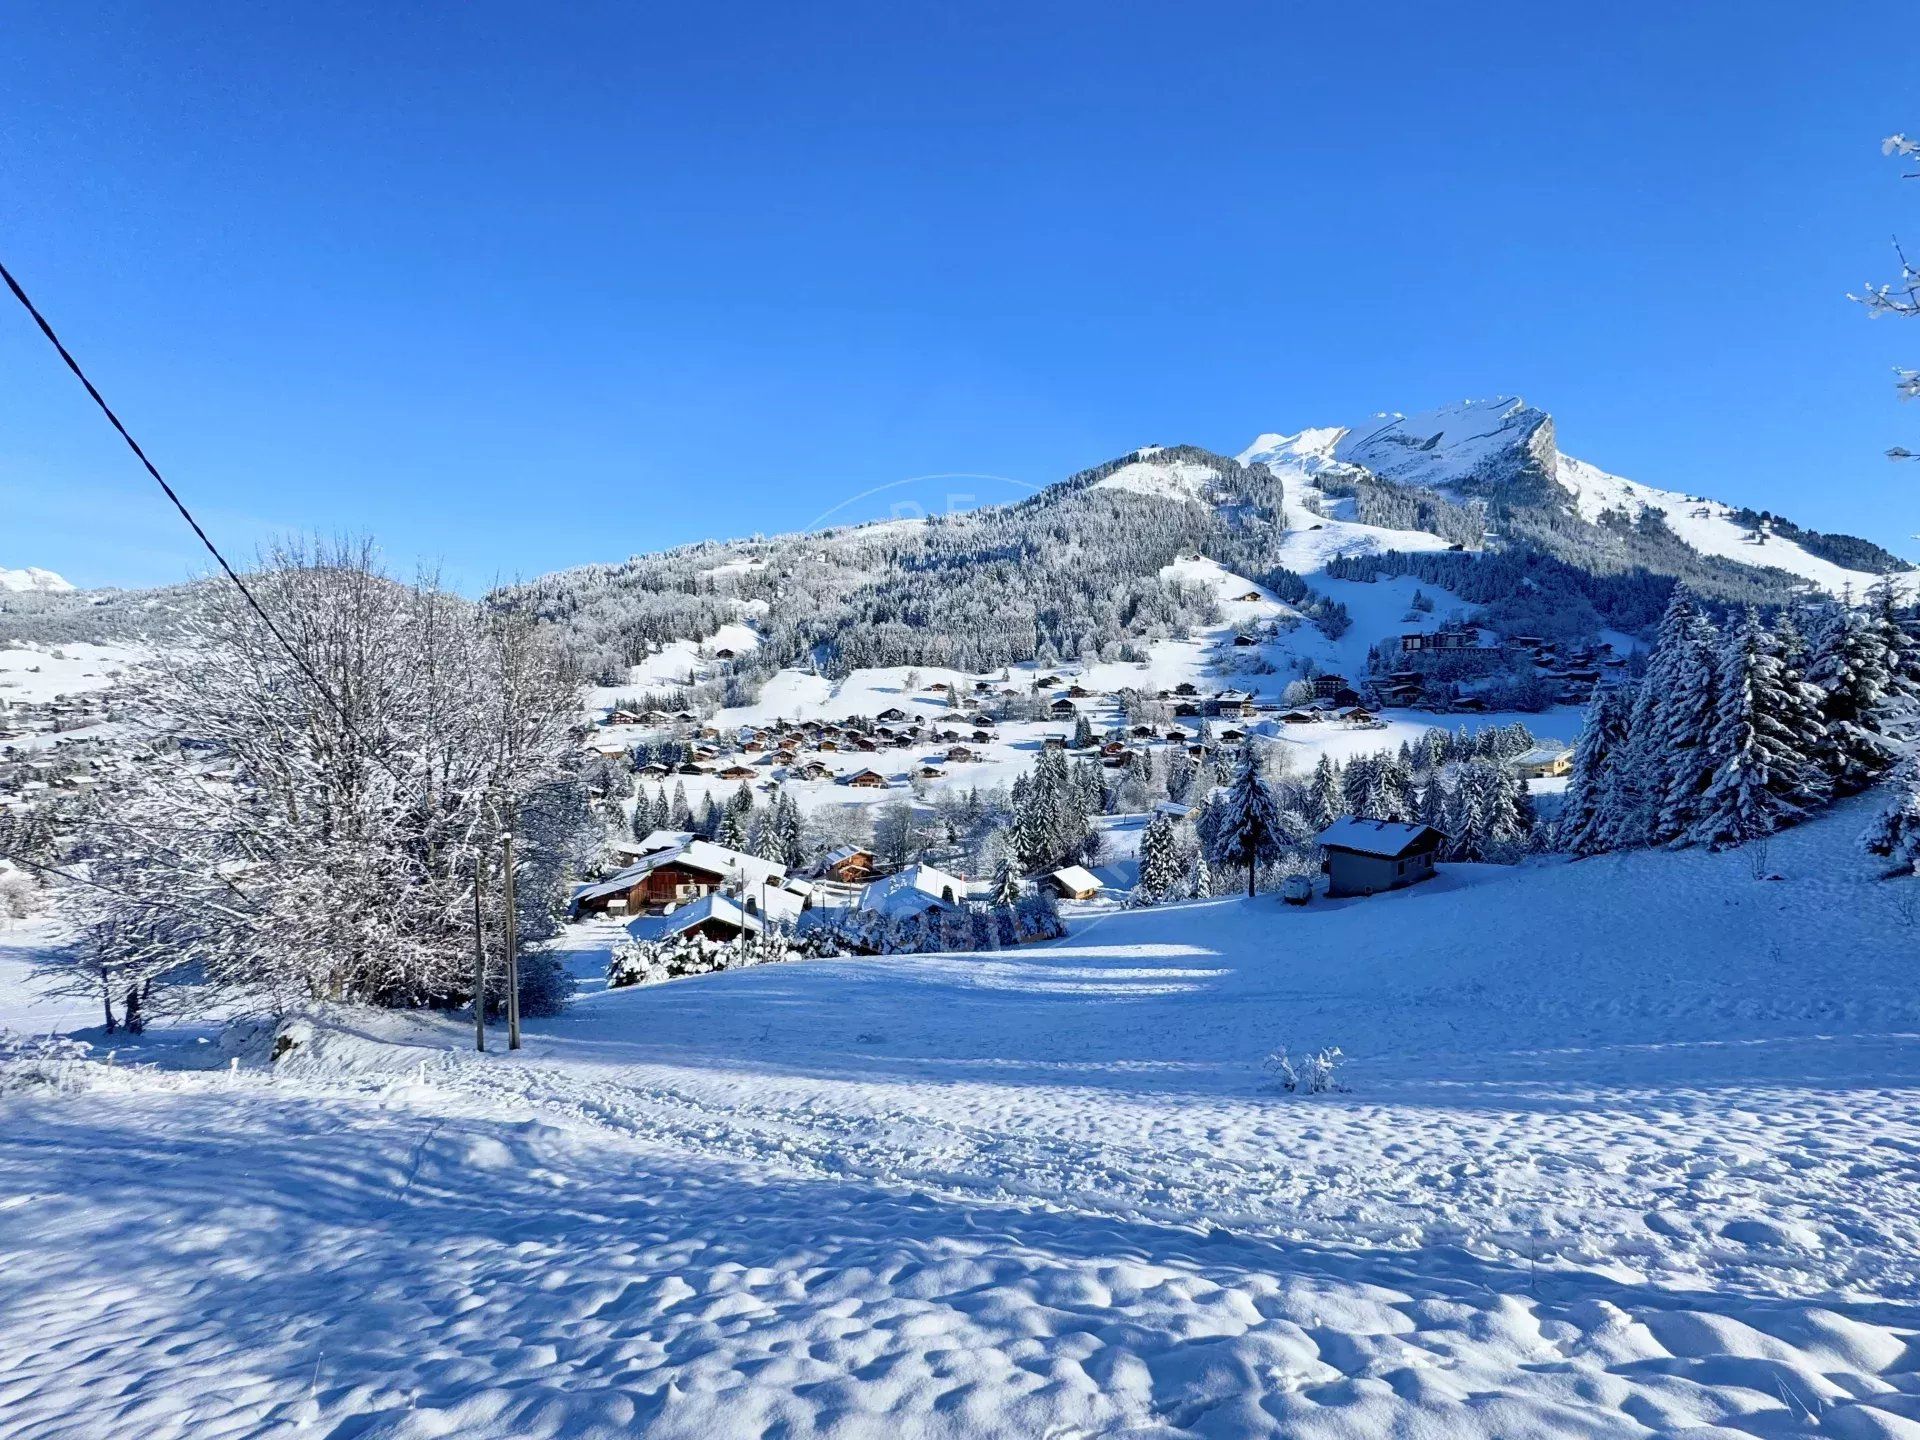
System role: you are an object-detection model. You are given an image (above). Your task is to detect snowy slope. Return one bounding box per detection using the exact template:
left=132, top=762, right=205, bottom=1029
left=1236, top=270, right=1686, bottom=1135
left=6, top=796, right=1920, bottom=1439
left=0, top=566, right=74, bottom=594
left=1553, top=453, right=1900, bottom=596
left=1091, top=453, right=1223, bottom=504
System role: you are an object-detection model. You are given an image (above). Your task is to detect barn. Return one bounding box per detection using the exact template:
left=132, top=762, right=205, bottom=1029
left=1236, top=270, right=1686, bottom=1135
left=1315, top=818, right=1447, bottom=898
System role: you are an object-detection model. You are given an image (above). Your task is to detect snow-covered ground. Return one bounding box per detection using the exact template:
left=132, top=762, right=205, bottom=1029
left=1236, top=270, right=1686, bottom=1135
left=0, top=642, right=138, bottom=704
left=7, top=798, right=1920, bottom=1439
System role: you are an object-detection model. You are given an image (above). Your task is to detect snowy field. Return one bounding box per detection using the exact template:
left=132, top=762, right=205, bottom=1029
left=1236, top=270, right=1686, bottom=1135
left=6, top=798, right=1920, bottom=1439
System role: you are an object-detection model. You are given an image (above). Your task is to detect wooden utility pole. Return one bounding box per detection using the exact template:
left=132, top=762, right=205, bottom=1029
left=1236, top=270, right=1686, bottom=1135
left=502, top=821, right=521, bottom=1051
left=472, top=850, right=488, bottom=1053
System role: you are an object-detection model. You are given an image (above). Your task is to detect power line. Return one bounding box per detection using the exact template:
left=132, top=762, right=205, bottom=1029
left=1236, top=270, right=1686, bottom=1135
left=0, top=256, right=403, bottom=782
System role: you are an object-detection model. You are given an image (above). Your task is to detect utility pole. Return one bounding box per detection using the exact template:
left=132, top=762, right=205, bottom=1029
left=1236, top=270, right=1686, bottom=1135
left=502, top=818, right=521, bottom=1051
left=472, top=849, right=488, bottom=1053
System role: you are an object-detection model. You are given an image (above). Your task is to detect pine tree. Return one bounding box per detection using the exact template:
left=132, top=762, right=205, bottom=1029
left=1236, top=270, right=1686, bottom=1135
left=1806, top=601, right=1901, bottom=795
left=669, top=781, right=693, bottom=831
left=1305, top=755, right=1344, bottom=831
left=1189, top=850, right=1213, bottom=898
left=1652, top=608, right=1722, bottom=845
left=989, top=850, right=1024, bottom=907
left=1690, top=608, right=1825, bottom=851
left=1558, top=686, right=1632, bottom=855
left=1136, top=812, right=1182, bottom=902
left=1862, top=754, right=1920, bottom=875
left=1611, top=586, right=1701, bottom=848
left=1212, top=744, right=1285, bottom=897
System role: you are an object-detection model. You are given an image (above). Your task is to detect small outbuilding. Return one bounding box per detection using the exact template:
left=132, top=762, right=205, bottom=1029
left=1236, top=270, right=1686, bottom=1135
left=1045, top=865, right=1103, bottom=901
left=1315, top=818, right=1447, bottom=898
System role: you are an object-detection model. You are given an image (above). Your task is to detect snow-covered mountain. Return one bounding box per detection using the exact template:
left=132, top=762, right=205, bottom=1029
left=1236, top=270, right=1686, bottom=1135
left=0, top=565, right=74, bottom=594
left=1241, top=396, right=1911, bottom=598
left=493, top=396, right=1913, bottom=708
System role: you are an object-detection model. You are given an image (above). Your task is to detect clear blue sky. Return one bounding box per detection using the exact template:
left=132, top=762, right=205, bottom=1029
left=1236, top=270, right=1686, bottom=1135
left=2, top=2, right=1915, bottom=591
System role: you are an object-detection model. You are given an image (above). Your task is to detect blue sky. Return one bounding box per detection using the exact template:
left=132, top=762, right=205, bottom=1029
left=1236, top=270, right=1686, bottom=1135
left=2, top=2, right=1915, bottom=591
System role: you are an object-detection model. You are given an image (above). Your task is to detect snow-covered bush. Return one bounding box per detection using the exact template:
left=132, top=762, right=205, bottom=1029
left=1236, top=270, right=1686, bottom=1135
left=0, top=867, right=44, bottom=924
left=0, top=1031, right=99, bottom=1094
left=1265, top=1045, right=1347, bottom=1095
left=607, top=926, right=845, bottom=990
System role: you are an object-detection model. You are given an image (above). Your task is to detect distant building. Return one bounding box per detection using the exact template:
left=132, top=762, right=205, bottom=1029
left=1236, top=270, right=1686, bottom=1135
left=1511, top=743, right=1574, bottom=780
left=1316, top=818, right=1447, bottom=898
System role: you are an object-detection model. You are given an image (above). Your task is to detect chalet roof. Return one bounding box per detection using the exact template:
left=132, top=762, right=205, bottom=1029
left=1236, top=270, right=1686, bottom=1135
left=573, top=835, right=788, bottom=906
left=1315, top=818, right=1447, bottom=860
left=822, top=844, right=871, bottom=865
left=1048, top=864, right=1103, bottom=894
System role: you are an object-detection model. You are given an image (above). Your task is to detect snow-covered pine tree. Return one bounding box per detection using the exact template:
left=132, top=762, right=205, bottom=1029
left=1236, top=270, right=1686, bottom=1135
left=1305, top=755, right=1344, bottom=831
left=1862, top=753, right=1920, bottom=875
left=989, top=850, right=1024, bottom=907
left=1212, top=743, right=1285, bottom=897
left=1610, top=585, right=1700, bottom=848
left=1652, top=606, right=1722, bottom=845
left=669, top=781, right=693, bottom=831
left=1690, top=608, right=1826, bottom=851
left=1807, top=599, right=1904, bottom=795
left=1558, top=685, right=1633, bottom=855
left=630, top=785, right=656, bottom=841
left=1136, top=812, right=1182, bottom=902
left=1189, top=850, right=1213, bottom=898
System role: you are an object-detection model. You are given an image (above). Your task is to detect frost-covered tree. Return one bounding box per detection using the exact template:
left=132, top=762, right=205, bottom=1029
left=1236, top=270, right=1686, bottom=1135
left=52, top=540, right=589, bottom=1017
left=1850, top=132, right=1920, bottom=418
left=1211, top=744, right=1285, bottom=897
left=1690, top=608, right=1825, bottom=851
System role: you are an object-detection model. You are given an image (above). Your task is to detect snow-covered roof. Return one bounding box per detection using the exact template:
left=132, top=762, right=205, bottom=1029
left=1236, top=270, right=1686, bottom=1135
left=822, top=844, right=871, bottom=865
left=1315, top=818, right=1446, bottom=859
left=573, top=836, right=788, bottom=906
left=1512, top=744, right=1572, bottom=766
left=1048, top=865, right=1103, bottom=894
left=625, top=893, right=759, bottom=941
left=859, top=862, right=968, bottom=919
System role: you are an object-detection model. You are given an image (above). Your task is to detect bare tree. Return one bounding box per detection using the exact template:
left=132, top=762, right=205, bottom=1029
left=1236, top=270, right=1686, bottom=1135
left=45, top=539, right=590, bottom=1018
left=1854, top=134, right=1920, bottom=453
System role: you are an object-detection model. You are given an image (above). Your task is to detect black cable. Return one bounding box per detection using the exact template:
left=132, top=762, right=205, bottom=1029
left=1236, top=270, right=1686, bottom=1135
left=0, top=256, right=404, bottom=783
